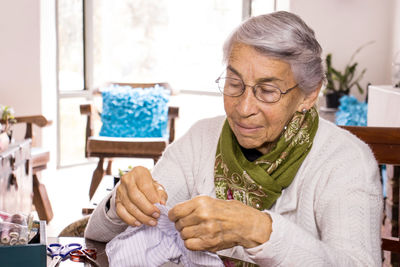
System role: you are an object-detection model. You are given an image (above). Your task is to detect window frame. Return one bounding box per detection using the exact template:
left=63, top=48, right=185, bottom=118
left=56, top=0, right=275, bottom=167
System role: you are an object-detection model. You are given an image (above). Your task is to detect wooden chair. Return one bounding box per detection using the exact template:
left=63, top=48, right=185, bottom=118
left=80, top=82, right=179, bottom=199
left=13, top=115, right=54, bottom=222
left=340, top=125, right=400, bottom=264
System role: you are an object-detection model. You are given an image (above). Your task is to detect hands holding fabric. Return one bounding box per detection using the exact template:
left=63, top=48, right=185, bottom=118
left=115, top=166, right=168, bottom=227
left=115, top=167, right=272, bottom=252
left=168, top=195, right=272, bottom=252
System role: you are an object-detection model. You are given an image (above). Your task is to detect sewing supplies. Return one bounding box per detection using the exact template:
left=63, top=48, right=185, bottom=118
left=0, top=219, right=11, bottom=244
left=47, top=243, right=82, bottom=267
left=0, top=212, right=30, bottom=245
left=70, top=248, right=99, bottom=266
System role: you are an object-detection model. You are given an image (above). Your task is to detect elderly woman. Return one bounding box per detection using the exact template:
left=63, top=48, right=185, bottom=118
left=85, top=11, right=382, bottom=266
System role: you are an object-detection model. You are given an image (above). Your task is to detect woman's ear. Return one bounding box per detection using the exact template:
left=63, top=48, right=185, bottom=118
left=298, top=82, right=322, bottom=112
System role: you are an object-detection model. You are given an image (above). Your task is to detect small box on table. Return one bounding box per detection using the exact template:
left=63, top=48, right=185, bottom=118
left=0, top=221, right=47, bottom=267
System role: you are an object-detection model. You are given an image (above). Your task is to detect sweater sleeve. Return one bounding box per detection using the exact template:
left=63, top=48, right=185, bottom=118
left=84, top=190, right=129, bottom=242
left=245, top=149, right=383, bottom=266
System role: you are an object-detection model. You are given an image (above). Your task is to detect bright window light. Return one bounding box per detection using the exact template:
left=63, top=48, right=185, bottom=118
left=90, top=0, right=242, bottom=92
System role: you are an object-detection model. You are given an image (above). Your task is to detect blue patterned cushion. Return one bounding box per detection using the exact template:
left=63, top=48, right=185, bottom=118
left=99, top=84, right=170, bottom=138
left=335, top=95, right=367, bottom=126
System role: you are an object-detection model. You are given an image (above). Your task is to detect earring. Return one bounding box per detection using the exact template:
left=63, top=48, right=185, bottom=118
left=302, top=108, right=308, bottom=114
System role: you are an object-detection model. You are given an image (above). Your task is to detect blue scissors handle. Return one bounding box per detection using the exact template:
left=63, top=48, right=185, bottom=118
left=60, top=243, right=82, bottom=258
left=47, top=243, right=82, bottom=258
left=47, top=243, right=62, bottom=257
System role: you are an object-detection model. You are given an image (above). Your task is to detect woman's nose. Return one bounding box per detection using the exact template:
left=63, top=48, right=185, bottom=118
left=235, top=86, right=258, bottom=117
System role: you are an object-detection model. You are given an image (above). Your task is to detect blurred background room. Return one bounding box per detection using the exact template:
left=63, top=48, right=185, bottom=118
left=0, top=0, right=399, bottom=247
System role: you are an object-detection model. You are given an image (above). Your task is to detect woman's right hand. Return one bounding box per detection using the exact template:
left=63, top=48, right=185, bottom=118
left=115, top=166, right=168, bottom=227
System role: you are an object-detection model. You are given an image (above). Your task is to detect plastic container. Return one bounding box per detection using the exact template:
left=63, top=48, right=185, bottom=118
left=0, top=220, right=47, bottom=267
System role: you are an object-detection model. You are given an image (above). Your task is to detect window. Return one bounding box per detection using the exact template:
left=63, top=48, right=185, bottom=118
left=88, top=0, right=242, bottom=92
left=57, top=0, right=287, bottom=166
left=57, top=0, right=84, bottom=91
left=251, top=0, right=289, bottom=16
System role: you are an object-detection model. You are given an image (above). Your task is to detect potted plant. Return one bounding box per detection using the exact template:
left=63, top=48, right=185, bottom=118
left=0, top=105, right=16, bottom=152
left=323, top=42, right=372, bottom=109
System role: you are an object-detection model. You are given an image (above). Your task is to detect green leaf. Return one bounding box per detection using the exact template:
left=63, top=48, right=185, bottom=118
left=324, top=41, right=373, bottom=94
left=356, top=83, right=364, bottom=94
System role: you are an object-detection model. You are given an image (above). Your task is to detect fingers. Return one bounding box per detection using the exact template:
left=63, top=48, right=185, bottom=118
left=116, top=184, right=159, bottom=227
left=170, top=197, right=248, bottom=252
left=115, top=166, right=168, bottom=227
left=179, top=224, right=203, bottom=239
left=153, top=182, right=168, bottom=205
left=184, top=238, right=207, bottom=251
left=128, top=166, right=159, bottom=205
left=127, top=181, right=159, bottom=216
left=115, top=195, right=142, bottom=227
left=168, top=195, right=210, bottom=222
left=183, top=236, right=223, bottom=252
left=174, top=214, right=200, bottom=231
left=178, top=219, right=234, bottom=252
left=168, top=201, right=194, bottom=222
left=179, top=224, right=214, bottom=251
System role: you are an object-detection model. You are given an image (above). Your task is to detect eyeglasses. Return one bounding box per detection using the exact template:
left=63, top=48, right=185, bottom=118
left=215, top=76, right=298, bottom=103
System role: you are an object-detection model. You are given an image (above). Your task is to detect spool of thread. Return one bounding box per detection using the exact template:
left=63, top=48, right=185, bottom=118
left=18, top=225, right=28, bottom=244
left=1, top=221, right=11, bottom=244
left=9, top=214, right=26, bottom=241
left=0, top=214, right=28, bottom=245
left=1, top=233, right=10, bottom=244
left=10, top=214, right=24, bottom=224
left=9, top=224, right=20, bottom=239
left=9, top=237, right=18, bottom=245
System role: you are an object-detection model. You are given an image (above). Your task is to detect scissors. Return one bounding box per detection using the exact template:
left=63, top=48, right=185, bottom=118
left=70, top=248, right=99, bottom=267
left=47, top=243, right=82, bottom=267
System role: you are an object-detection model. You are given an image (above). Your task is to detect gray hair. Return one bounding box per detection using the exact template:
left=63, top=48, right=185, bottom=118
left=223, top=11, right=324, bottom=94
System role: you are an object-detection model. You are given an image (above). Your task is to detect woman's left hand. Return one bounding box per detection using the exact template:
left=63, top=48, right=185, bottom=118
left=168, top=195, right=272, bottom=252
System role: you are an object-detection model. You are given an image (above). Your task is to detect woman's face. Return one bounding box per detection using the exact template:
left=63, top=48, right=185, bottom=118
left=224, top=43, right=315, bottom=154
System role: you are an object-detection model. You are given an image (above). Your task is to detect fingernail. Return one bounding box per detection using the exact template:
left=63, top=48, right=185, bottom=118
left=134, top=221, right=141, bottom=227
left=152, top=212, right=159, bottom=218
left=149, top=220, right=156, bottom=226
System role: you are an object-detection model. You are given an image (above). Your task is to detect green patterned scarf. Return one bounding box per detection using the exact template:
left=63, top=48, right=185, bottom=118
left=214, top=108, right=318, bottom=266
left=214, top=107, right=319, bottom=211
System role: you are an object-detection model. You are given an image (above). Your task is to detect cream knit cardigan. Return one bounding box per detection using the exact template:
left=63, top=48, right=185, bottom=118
left=85, top=116, right=383, bottom=266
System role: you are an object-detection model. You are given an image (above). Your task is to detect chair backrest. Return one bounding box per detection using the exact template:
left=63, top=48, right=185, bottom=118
left=340, top=125, right=400, bottom=256
left=80, top=83, right=179, bottom=155
left=340, top=126, right=400, bottom=165
left=12, top=115, right=52, bottom=144
left=110, top=83, right=178, bottom=143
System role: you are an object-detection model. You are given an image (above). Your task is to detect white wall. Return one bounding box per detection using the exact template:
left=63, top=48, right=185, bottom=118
left=0, top=0, right=57, bottom=169
left=392, top=0, right=400, bottom=73
left=0, top=0, right=41, bottom=114
left=290, top=0, right=395, bottom=100
left=40, top=0, right=57, bottom=170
